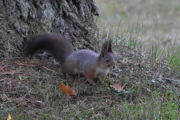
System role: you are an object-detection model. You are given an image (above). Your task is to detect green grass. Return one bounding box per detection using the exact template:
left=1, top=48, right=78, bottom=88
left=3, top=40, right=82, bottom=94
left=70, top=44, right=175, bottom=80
left=168, top=47, right=180, bottom=72
left=98, top=90, right=179, bottom=120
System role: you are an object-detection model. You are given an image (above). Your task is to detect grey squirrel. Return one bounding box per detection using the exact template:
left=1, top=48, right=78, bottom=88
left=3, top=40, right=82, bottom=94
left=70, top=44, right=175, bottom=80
left=26, top=33, right=115, bottom=84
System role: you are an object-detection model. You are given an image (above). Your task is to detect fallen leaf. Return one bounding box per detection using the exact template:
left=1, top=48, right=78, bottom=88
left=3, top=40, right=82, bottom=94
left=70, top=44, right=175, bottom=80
left=110, top=82, right=127, bottom=92
left=7, top=113, right=12, bottom=120
left=59, top=84, right=77, bottom=96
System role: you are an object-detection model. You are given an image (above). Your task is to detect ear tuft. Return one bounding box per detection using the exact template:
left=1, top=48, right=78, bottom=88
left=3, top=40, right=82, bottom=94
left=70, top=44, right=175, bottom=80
left=108, top=40, right=112, bottom=53
left=100, top=40, right=113, bottom=58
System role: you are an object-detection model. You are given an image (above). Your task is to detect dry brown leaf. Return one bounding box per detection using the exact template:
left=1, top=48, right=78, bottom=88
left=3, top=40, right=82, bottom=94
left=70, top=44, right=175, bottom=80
left=110, top=82, right=127, bottom=92
left=59, top=84, right=77, bottom=96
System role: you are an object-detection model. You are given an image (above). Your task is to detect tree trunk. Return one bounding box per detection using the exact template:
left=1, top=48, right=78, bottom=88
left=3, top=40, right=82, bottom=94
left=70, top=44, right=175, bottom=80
left=0, top=0, right=99, bottom=59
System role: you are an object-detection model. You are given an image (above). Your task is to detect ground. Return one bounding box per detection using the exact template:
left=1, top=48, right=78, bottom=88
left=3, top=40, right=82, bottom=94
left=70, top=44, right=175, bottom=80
left=1, top=43, right=179, bottom=119
left=1, top=0, right=180, bottom=119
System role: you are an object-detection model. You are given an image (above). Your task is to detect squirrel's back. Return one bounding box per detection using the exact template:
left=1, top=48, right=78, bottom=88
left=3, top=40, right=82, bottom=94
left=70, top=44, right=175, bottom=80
left=63, top=49, right=100, bottom=75
left=26, top=33, right=73, bottom=63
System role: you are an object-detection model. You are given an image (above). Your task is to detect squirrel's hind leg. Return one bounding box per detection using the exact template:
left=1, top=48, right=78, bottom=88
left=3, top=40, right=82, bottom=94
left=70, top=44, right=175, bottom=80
left=84, top=69, right=96, bottom=85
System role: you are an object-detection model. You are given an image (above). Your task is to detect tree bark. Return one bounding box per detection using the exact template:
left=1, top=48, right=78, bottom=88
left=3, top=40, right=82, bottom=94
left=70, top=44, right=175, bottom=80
left=0, top=0, right=99, bottom=59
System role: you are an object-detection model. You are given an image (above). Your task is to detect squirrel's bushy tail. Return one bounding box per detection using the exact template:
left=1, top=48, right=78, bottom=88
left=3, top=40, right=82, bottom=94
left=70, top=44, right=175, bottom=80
left=25, top=33, right=73, bottom=64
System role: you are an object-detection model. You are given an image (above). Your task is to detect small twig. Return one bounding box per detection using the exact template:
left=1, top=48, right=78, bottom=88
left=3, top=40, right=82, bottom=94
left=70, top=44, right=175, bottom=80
left=43, top=66, right=58, bottom=74
left=0, top=70, right=16, bottom=75
left=122, top=82, right=127, bottom=89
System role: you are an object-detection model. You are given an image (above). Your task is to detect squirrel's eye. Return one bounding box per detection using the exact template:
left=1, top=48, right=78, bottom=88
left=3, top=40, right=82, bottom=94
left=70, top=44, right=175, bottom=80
left=106, top=59, right=109, bottom=62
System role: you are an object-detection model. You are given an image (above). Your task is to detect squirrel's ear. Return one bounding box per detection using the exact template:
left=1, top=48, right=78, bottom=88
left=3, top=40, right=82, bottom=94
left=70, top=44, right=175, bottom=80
left=108, top=40, right=113, bottom=53
left=100, top=40, right=112, bottom=58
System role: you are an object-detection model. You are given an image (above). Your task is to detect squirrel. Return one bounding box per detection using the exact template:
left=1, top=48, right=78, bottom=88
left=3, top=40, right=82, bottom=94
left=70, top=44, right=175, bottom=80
left=25, top=33, right=116, bottom=84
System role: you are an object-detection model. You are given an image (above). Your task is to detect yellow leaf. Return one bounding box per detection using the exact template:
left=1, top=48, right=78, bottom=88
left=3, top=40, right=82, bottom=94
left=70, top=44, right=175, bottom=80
left=7, top=113, right=12, bottom=120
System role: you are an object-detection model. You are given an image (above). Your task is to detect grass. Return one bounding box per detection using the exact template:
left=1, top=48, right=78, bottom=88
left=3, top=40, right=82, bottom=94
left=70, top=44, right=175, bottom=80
left=168, top=47, right=180, bottom=71
left=95, top=0, right=180, bottom=49
left=1, top=0, right=180, bottom=119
